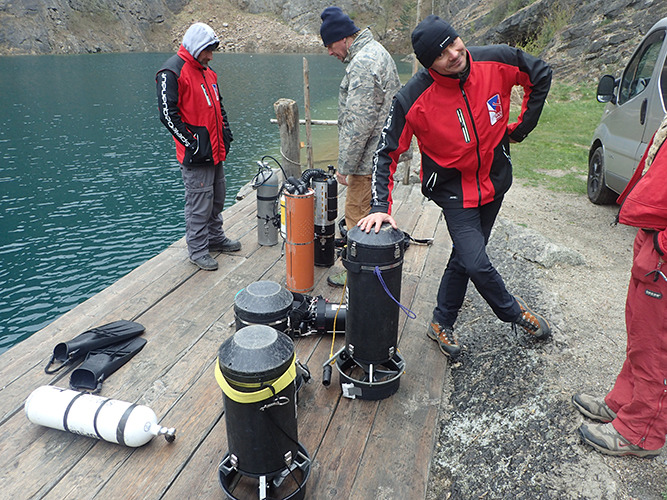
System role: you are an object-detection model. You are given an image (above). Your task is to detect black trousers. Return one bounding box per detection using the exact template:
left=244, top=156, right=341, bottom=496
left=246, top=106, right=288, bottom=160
left=433, top=196, right=520, bottom=327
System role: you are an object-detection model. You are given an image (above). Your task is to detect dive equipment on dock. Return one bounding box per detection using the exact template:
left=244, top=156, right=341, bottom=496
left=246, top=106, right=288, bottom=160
left=234, top=280, right=345, bottom=338
left=328, top=223, right=408, bottom=400
left=234, top=280, right=295, bottom=334
left=283, top=176, right=314, bottom=293
left=69, top=336, right=147, bottom=393
left=44, top=320, right=145, bottom=374
left=301, top=167, right=337, bottom=267
left=216, top=324, right=311, bottom=500
left=252, top=160, right=282, bottom=247
left=25, top=385, right=176, bottom=447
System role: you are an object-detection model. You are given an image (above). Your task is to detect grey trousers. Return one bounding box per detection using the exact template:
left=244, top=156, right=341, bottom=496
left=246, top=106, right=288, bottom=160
left=180, top=162, right=227, bottom=260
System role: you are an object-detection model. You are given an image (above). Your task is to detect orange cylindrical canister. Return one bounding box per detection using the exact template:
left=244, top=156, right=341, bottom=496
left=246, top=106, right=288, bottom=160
left=284, top=189, right=314, bottom=293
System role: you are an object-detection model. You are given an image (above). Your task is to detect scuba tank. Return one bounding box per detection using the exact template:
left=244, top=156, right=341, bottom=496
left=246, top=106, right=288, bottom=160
left=25, top=385, right=176, bottom=447
left=252, top=161, right=282, bottom=247
left=301, top=166, right=337, bottom=267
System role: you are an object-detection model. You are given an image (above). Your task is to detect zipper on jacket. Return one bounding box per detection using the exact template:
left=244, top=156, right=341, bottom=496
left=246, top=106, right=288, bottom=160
left=202, top=70, right=224, bottom=158
left=639, top=378, right=667, bottom=447
left=456, top=109, right=471, bottom=143
left=460, top=84, right=483, bottom=205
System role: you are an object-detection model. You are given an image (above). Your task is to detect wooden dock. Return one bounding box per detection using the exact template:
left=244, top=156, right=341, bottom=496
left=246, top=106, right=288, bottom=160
left=0, top=181, right=453, bottom=499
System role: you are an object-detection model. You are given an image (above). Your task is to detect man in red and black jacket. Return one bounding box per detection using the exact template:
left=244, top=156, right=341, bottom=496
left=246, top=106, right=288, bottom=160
left=359, top=15, right=552, bottom=359
left=157, top=22, right=240, bottom=271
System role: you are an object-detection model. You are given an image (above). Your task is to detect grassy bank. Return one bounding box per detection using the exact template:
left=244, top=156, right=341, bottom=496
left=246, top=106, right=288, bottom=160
left=511, top=82, right=604, bottom=194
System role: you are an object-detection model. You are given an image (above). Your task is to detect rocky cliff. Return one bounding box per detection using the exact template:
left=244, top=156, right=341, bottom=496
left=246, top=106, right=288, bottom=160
left=0, top=0, right=187, bottom=54
left=1, top=0, right=667, bottom=82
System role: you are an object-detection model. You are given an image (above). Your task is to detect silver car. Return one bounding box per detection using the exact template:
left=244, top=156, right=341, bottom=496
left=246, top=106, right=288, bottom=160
left=588, top=17, right=667, bottom=204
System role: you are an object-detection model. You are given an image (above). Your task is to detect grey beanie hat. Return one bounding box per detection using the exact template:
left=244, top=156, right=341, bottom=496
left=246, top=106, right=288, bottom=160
left=182, top=22, right=220, bottom=59
left=411, top=15, right=459, bottom=69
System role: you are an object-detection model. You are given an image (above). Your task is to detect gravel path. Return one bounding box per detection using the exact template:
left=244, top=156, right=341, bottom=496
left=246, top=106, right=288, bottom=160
left=425, top=181, right=667, bottom=499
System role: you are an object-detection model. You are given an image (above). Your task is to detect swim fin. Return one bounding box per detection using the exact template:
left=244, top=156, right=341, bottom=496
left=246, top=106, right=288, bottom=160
left=45, top=320, right=145, bottom=374
left=69, top=336, right=147, bottom=393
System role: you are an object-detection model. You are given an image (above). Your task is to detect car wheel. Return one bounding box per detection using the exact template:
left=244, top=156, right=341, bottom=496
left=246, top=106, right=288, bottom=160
left=587, top=147, right=617, bottom=205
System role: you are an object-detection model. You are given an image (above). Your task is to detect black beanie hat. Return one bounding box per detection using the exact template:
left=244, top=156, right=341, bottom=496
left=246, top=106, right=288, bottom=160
left=320, top=6, right=360, bottom=46
left=411, top=15, right=459, bottom=69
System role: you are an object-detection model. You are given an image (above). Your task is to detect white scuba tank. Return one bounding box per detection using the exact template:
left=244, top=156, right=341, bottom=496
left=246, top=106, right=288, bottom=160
left=25, top=385, right=175, bottom=447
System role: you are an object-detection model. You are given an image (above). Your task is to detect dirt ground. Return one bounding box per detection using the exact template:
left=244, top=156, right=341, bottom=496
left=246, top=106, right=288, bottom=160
left=423, top=180, right=667, bottom=499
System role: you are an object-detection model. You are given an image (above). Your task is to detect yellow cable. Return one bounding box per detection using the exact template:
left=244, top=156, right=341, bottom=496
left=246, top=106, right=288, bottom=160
left=329, top=270, right=347, bottom=363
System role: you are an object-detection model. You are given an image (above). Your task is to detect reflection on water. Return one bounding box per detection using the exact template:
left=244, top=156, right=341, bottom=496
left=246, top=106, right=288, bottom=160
left=0, top=52, right=410, bottom=353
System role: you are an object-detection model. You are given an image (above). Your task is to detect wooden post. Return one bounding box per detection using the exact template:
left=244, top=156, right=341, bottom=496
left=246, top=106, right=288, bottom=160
left=273, top=98, right=302, bottom=178
left=303, top=57, right=314, bottom=170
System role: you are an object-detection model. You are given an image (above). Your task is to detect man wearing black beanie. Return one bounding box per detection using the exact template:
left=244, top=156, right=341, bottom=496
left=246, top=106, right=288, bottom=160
left=358, top=15, right=553, bottom=360
left=319, top=6, right=401, bottom=287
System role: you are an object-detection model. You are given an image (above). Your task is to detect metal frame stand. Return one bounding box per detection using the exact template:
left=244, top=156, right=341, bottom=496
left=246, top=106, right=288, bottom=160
left=218, top=443, right=311, bottom=500
left=333, top=348, right=405, bottom=400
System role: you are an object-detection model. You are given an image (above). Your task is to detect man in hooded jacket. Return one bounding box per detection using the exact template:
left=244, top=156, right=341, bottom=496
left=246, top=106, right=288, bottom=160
left=156, top=22, right=240, bottom=271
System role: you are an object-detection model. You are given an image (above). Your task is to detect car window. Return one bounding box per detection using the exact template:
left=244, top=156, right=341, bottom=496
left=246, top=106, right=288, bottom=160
left=618, top=29, right=666, bottom=105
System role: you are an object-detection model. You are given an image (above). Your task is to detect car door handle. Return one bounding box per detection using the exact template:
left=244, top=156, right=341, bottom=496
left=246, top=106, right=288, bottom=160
left=640, top=99, right=647, bottom=125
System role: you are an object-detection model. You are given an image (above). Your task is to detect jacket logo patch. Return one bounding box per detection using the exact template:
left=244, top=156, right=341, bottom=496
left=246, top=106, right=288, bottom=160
left=487, top=94, right=503, bottom=125
left=645, top=289, right=663, bottom=299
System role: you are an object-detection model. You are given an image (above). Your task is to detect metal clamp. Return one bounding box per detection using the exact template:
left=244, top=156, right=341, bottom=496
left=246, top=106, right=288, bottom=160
left=259, top=396, right=290, bottom=411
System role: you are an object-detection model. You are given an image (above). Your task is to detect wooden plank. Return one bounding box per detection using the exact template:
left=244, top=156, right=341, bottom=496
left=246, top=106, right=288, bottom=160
left=2, top=231, right=285, bottom=498
left=0, top=182, right=451, bottom=500
left=41, top=211, right=339, bottom=498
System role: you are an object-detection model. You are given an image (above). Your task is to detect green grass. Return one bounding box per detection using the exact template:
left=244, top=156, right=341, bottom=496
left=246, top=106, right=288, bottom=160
left=510, top=82, right=605, bottom=194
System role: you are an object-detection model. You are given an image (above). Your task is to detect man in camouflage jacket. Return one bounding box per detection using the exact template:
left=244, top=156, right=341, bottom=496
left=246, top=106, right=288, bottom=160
left=320, top=6, right=401, bottom=286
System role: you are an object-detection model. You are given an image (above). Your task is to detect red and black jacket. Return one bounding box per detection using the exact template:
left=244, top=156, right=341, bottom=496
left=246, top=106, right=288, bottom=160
left=370, top=44, right=551, bottom=213
left=156, top=46, right=232, bottom=166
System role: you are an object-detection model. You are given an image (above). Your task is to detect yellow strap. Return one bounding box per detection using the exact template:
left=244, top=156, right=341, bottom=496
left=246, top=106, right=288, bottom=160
left=214, top=356, right=296, bottom=403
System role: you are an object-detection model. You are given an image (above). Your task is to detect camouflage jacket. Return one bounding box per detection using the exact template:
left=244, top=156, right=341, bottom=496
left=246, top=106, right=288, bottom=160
left=338, top=28, right=401, bottom=176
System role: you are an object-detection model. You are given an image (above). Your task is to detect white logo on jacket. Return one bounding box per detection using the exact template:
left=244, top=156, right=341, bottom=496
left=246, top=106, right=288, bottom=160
left=486, top=94, right=503, bottom=125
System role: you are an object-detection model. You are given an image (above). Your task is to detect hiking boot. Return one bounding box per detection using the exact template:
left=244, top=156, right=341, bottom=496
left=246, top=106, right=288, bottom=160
left=189, top=254, right=218, bottom=271
left=513, top=296, right=551, bottom=340
left=572, top=393, right=617, bottom=423
left=327, top=270, right=347, bottom=287
left=209, top=237, right=242, bottom=253
left=578, top=422, right=662, bottom=458
left=427, top=320, right=461, bottom=359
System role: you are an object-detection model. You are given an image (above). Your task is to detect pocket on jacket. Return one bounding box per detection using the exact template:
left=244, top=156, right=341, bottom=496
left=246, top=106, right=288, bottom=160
left=185, top=124, right=214, bottom=165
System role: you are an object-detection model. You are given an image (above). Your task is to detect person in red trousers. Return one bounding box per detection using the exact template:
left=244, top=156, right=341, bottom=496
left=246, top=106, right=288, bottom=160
left=573, top=117, right=667, bottom=458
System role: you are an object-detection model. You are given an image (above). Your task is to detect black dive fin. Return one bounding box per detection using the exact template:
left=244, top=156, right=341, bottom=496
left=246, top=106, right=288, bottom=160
left=45, top=320, right=145, bottom=374
left=69, top=336, right=147, bottom=393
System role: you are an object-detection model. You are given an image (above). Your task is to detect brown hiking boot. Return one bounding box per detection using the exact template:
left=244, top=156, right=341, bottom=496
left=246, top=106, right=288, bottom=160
left=572, top=394, right=617, bottom=423
left=513, top=296, right=551, bottom=340
left=578, top=422, right=663, bottom=458
left=427, top=320, right=461, bottom=359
